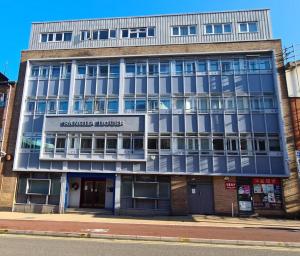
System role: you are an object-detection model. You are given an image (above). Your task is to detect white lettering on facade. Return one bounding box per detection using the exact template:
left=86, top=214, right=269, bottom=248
left=60, top=120, right=124, bottom=127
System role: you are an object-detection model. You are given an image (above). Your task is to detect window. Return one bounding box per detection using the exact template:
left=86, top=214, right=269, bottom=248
left=77, top=65, right=86, bottom=75
left=205, top=23, right=232, bottom=34
left=95, top=99, right=105, bottom=113
left=148, top=138, right=158, bottom=150
left=81, top=135, right=92, bottom=153
left=36, top=101, right=46, bottom=114
left=110, top=64, right=120, bottom=77
left=200, top=138, right=210, bottom=152
left=93, top=29, right=117, bottom=40
left=197, top=61, right=207, bottom=72
left=176, top=138, right=185, bottom=150
left=148, top=63, right=159, bottom=75
left=148, top=99, right=159, bottom=112
left=172, top=25, right=197, bottom=36
left=211, top=98, right=223, bottom=110
left=106, top=137, right=117, bottom=153
left=159, top=99, right=171, bottom=110
left=121, top=27, right=155, bottom=38
left=221, top=61, right=233, bottom=73
left=31, top=66, right=39, bottom=77
left=125, top=63, right=135, bottom=75
left=237, top=97, right=249, bottom=111
left=87, top=66, right=97, bottom=77
left=136, top=99, right=146, bottom=112
left=27, top=180, right=50, bottom=195
left=260, top=58, right=272, bottom=70
left=239, top=22, right=258, bottom=33
left=160, top=62, right=170, bottom=74
left=133, top=136, right=144, bottom=150
left=45, top=135, right=55, bottom=153
left=185, top=62, right=196, bottom=74
left=94, top=138, right=105, bottom=153
left=122, top=136, right=131, bottom=150
left=254, top=138, right=266, bottom=152
left=62, top=64, right=72, bottom=78
left=175, top=61, right=183, bottom=75
left=213, top=138, right=224, bottom=151
left=125, top=99, right=135, bottom=113
left=240, top=138, right=251, bottom=151
left=73, top=99, right=82, bottom=113
left=136, top=63, right=147, bottom=75
left=40, top=67, right=49, bottom=78
left=80, top=30, right=91, bottom=40
left=0, top=93, right=7, bottom=108
left=226, top=138, right=238, bottom=152
left=269, top=139, right=280, bottom=151
left=47, top=101, right=57, bottom=114
left=251, top=98, right=263, bottom=111
left=187, top=138, right=198, bottom=151
left=160, top=138, right=171, bottom=150
left=209, top=60, right=220, bottom=72
left=51, top=66, right=60, bottom=78
left=174, top=98, right=184, bottom=110
left=56, top=136, right=66, bottom=153
left=99, top=65, right=108, bottom=76
left=185, top=98, right=197, bottom=112
left=58, top=101, right=68, bottom=114
left=199, top=98, right=209, bottom=112
left=84, top=98, right=93, bottom=113
left=27, top=101, right=35, bottom=113
left=40, top=32, right=72, bottom=42
left=225, top=98, right=236, bottom=111
left=264, top=97, right=275, bottom=109
left=107, top=99, right=118, bottom=113
left=68, top=134, right=79, bottom=153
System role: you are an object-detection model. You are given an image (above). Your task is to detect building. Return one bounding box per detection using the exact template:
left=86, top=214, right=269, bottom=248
left=11, top=9, right=300, bottom=216
left=0, top=73, right=17, bottom=211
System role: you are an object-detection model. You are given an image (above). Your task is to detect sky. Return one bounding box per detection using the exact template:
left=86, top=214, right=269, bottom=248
left=0, top=0, right=299, bottom=80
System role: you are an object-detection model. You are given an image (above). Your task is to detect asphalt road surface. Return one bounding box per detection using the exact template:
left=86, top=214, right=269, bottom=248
left=0, top=234, right=299, bottom=256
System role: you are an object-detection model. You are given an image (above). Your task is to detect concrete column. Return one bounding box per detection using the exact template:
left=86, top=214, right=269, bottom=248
left=114, top=174, right=121, bottom=215
left=59, top=173, right=67, bottom=214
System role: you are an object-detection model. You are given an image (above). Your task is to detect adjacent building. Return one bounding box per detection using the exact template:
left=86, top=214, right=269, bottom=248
left=11, top=9, right=300, bottom=216
left=0, top=73, right=17, bottom=211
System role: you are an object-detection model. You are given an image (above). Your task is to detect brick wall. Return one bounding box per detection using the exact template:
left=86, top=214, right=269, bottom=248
left=170, top=176, right=188, bottom=215
left=213, top=177, right=238, bottom=216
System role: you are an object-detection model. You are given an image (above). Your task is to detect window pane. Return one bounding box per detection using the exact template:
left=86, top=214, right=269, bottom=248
left=48, top=101, right=56, bottom=113
left=177, top=138, right=185, bottom=150
left=206, top=25, right=213, bottom=34
left=122, top=29, right=129, bottom=38
left=95, top=100, right=105, bottom=113
left=148, top=138, right=158, bottom=150
left=148, top=99, right=158, bottom=111
left=172, top=27, right=179, bottom=35
left=93, top=30, right=98, bottom=40
left=174, top=99, right=184, bottom=110
left=160, top=63, right=170, bottom=74
left=59, top=101, right=68, bottom=114
left=134, top=138, right=143, bottom=150
left=269, top=139, right=280, bottom=151
left=56, top=138, right=66, bottom=152
left=189, top=26, right=196, bottom=35
left=136, top=100, right=146, bottom=111
left=224, top=24, right=232, bottom=33
left=126, top=64, right=135, bottom=75
left=37, top=102, right=46, bottom=113
left=45, top=137, right=55, bottom=152
left=84, top=100, right=93, bottom=113
left=87, top=66, right=97, bottom=76
left=180, top=26, right=188, bottom=35
left=77, top=66, right=86, bottom=75
left=209, top=60, right=219, bottom=71
left=249, top=22, right=258, bottom=32
left=28, top=180, right=49, bottom=195
left=110, top=65, right=120, bottom=76
left=240, top=23, right=248, bottom=32
left=99, top=65, right=108, bottom=76
left=148, top=27, right=155, bottom=37
left=100, top=30, right=109, bottom=39
left=134, top=183, right=157, bottom=198
left=122, top=138, right=131, bottom=149
left=106, top=138, right=117, bottom=150
left=148, top=64, right=159, bottom=75
left=200, top=138, right=210, bottom=150
left=81, top=138, right=92, bottom=153
left=197, top=61, right=207, bottom=72
left=107, top=100, right=118, bottom=113
left=51, top=66, right=60, bottom=77
left=175, top=62, right=183, bottom=74
left=161, top=138, right=171, bottom=150
left=213, top=138, right=224, bottom=150
left=41, top=34, right=48, bottom=42
left=214, top=24, right=223, bottom=34
left=56, top=33, right=63, bottom=41
left=110, top=29, right=116, bottom=38
left=125, top=100, right=135, bottom=112
left=160, top=99, right=171, bottom=110
left=64, top=32, right=72, bottom=41
left=95, top=138, right=105, bottom=152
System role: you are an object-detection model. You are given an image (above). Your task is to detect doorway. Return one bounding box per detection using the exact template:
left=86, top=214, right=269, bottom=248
left=188, top=178, right=214, bottom=214
left=80, top=179, right=106, bottom=208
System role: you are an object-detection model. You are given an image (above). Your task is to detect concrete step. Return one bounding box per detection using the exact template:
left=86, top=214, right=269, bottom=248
left=65, top=208, right=113, bottom=215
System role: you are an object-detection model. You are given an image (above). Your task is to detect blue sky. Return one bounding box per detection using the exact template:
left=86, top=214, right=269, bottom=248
left=0, top=0, right=299, bottom=80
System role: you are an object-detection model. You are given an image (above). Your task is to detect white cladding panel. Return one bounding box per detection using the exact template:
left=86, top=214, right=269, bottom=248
left=29, top=9, right=272, bottom=50
left=286, top=63, right=300, bottom=97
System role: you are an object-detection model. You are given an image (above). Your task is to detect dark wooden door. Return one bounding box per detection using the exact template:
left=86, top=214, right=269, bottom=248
left=80, top=180, right=106, bottom=208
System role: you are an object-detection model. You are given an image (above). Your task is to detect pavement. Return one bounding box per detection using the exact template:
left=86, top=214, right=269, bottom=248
left=0, top=212, right=300, bottom=248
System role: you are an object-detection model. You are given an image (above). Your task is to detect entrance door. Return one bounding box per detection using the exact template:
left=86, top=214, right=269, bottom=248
left=188, top=183, right=214, bottom=214
left=80, top=179, right=106, bottom=208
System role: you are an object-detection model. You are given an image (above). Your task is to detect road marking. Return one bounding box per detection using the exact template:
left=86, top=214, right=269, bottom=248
left=1, top=234, right=300, bottom=252
left=83, top=229, right=109, bottom=233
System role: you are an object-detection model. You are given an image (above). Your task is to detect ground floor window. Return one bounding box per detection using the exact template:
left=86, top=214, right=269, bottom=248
left=15, top=172, right=61, bottom=206
left=120, top=175, right=170, bottom=211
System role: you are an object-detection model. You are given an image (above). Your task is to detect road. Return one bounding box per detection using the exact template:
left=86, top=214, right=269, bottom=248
left=0, top=234, right=299, bottom=256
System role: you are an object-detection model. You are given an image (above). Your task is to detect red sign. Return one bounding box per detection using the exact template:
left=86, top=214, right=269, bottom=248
left=252, top=178, right=281, bottom=185
left=225, top=181, right=236, bottom=190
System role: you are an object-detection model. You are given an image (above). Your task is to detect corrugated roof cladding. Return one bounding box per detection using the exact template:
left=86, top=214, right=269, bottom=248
left=29, top=9, right=272, bottom=50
